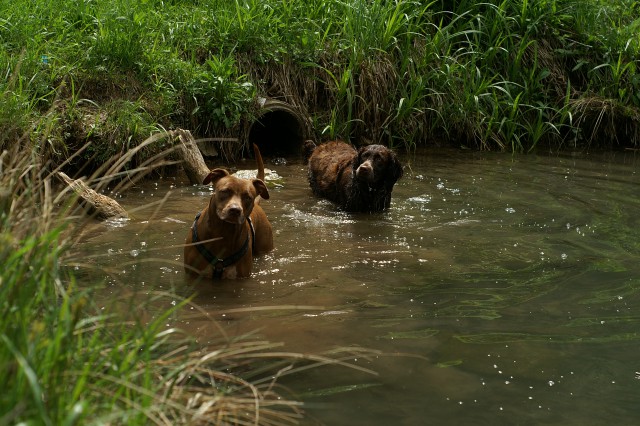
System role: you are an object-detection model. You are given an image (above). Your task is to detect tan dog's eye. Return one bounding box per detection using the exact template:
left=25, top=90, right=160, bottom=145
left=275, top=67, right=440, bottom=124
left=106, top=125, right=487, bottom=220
left=217, top=188, right=231, bottom=199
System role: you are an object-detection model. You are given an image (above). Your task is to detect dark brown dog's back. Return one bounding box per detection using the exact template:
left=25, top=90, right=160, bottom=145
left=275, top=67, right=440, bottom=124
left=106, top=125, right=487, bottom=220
left=306, top=140, right=403, bottom=212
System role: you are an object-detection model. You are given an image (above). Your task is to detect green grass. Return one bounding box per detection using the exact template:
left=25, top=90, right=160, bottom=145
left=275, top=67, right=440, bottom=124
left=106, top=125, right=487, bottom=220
left=2, top=0, right=638, bottom=163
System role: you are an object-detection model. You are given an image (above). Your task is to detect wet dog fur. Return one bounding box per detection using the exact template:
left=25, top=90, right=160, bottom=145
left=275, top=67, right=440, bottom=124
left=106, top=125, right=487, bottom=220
left=184, top=145, right=273, bottom=279
left=304, top=140, right=403, bottom=212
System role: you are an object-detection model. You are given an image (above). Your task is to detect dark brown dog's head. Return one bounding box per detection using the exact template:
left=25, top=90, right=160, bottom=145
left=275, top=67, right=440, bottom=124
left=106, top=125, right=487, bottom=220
left=203, top=169, right=269, bottom=225
left=354, top=144, right=403, bottom=188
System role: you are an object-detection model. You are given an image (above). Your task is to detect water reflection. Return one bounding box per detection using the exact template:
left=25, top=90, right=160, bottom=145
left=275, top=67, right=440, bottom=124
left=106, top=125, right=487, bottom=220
left=74, top=148, right=640, bottom=425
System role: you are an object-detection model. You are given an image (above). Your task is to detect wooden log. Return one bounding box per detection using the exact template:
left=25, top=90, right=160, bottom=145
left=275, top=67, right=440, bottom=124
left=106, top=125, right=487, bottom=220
left=171, top=128, right=211, bottom=185
left=57, top=172, right=128, bottom=220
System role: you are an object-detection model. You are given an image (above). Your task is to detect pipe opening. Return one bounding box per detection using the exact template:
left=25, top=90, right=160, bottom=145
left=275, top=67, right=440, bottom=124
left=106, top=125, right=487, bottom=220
left=247, top=99, right=309, bottom=157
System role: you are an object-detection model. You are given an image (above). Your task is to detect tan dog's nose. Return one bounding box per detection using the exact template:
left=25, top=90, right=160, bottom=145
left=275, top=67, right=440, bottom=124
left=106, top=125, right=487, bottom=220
left=222, top=202, right=244, bottom=223
left=227, top=203, right=242, bottom=216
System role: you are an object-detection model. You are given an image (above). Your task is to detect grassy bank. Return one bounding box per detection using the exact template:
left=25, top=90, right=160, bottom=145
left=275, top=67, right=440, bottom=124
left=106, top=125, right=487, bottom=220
left=1, top=0, right=639, bottom=168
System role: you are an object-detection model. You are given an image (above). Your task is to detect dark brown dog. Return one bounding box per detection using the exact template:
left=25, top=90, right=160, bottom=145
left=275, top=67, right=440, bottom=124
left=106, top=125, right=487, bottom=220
left=184, top=145, right=273, bottom=279
left=304, top=140, right=403, bottom=212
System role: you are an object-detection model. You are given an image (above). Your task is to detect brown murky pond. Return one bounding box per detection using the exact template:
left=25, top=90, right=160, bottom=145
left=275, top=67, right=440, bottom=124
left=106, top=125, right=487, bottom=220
left=74, top=148, right=640, bottom=425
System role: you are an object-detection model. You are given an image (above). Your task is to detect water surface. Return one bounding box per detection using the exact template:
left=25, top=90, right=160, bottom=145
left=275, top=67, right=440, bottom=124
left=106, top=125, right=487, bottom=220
left=75, top=148, right=640, bottom=425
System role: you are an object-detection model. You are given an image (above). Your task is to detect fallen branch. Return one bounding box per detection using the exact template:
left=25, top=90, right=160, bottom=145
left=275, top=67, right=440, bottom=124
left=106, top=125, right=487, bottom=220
left=171, top=128, right=211, bottom=185
left=57, top=172, right=128, bottom=220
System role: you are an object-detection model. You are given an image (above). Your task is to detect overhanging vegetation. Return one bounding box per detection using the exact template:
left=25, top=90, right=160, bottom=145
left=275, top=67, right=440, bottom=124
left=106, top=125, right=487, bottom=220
left=2, top=0, right=639, bottom=166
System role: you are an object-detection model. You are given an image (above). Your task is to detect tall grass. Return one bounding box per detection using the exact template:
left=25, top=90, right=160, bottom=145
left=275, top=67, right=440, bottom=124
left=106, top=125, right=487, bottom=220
left=0, top=133, right=378, bottom=424
left=1, top=0, right=638, bottom=164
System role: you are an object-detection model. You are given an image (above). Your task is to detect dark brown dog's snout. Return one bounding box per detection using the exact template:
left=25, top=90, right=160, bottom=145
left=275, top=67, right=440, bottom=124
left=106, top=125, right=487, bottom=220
left=356, top=161, right=374, bottom=181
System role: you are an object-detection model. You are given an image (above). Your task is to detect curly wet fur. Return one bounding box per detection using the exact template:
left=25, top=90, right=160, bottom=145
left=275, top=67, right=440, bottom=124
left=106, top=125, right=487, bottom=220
left=304, top=140, right=403, bottom=212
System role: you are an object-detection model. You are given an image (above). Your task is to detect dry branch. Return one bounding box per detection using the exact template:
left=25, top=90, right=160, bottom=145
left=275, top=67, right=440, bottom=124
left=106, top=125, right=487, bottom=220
left=171, top=128, right=211, bottom=185
left=57, top=172, right=128, bottom=220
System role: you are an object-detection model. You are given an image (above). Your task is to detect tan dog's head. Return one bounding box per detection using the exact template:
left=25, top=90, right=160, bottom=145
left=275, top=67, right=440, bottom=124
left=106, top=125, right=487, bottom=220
left=203, top=169, right=270, bottom=225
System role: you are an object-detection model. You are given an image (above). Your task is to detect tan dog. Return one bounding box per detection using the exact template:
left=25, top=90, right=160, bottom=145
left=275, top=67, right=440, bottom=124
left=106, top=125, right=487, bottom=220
left=184, top=145, right=273, bottom=279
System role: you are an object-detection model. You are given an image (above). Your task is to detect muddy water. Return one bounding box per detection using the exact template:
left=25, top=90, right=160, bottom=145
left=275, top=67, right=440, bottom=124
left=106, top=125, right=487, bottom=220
left=74, top=148, right=640, bottom=425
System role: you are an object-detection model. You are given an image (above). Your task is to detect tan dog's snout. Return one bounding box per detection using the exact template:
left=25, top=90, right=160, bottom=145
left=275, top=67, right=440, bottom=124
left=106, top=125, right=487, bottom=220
left=225, top=202, right=243, bottom=217
left=218, top=193, right=251, bottom=224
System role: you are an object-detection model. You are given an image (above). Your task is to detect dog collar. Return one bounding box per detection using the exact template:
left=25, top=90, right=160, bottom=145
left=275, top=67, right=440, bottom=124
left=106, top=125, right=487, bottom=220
left=191, top=212, right=255, bottom=279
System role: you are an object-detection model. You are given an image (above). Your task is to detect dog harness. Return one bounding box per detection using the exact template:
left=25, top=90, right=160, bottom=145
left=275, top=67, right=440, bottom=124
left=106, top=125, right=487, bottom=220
left=191, top=212, right=255, bottom=279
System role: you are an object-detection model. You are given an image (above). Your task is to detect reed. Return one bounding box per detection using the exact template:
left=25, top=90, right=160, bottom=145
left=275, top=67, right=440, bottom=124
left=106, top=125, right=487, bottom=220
left=0, top=133, right=377, bottom=424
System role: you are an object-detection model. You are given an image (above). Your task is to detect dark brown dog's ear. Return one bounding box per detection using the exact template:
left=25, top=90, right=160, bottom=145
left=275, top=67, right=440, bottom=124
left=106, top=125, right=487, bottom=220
left=252, top=179, right=270, bottom=200
left=355, top=145, right=368, bottom=167
left=302, top=140, right=317, bottom=163
left=203, top=169, right=229, bottom=185
left=386, top=154, right=404, bottom=185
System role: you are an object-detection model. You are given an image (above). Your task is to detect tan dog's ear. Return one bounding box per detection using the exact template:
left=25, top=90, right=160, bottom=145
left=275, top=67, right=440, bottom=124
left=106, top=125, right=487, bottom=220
left=252, top=179, right=270, bottom=200
left=203, top=169, right=229, bottom=185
